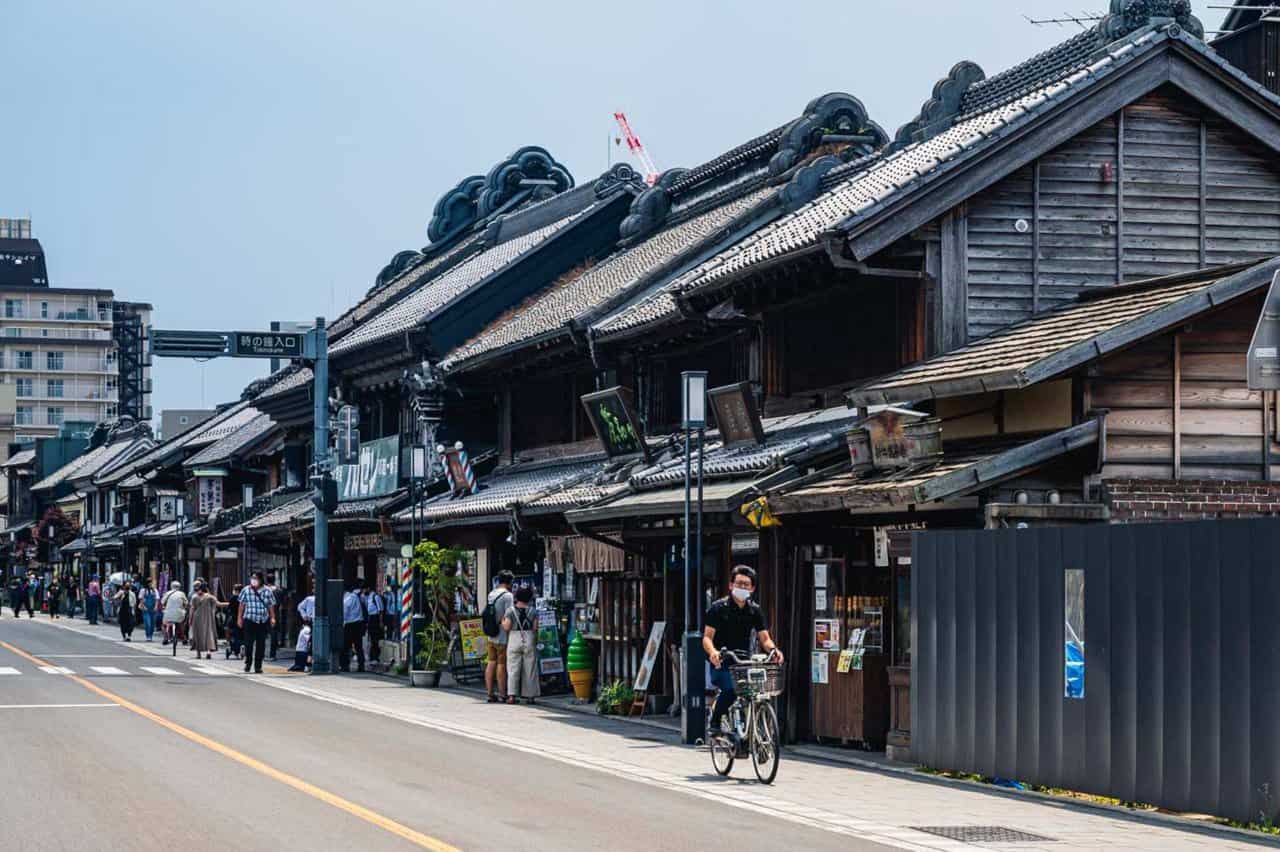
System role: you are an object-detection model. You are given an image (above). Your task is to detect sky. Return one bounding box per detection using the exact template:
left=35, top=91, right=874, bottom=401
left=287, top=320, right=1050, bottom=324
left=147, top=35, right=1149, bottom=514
left=1, top=0, right=1230, bottom=423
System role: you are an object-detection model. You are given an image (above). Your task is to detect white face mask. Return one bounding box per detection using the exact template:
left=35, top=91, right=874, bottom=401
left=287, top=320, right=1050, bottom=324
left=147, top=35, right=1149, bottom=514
left=731, top=588, right=752, bottom=602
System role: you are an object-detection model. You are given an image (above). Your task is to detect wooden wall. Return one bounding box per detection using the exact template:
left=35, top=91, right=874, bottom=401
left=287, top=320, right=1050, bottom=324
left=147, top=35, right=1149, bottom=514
left=1088, top=294, right=1279, bottom=481
left=961, top=89, right=1280, bottom=342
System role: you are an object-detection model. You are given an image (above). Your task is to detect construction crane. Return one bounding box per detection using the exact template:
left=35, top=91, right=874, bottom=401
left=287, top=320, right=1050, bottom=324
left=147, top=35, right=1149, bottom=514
left=613, top=112, right=659, bottom=185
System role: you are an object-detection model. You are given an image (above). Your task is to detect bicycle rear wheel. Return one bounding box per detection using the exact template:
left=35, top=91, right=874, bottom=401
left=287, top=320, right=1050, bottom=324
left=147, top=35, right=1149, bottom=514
left=750, top=701, right=780, bottom=784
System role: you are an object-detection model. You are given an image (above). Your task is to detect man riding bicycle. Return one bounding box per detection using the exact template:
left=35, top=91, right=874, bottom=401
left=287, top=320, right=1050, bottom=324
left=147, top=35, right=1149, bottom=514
left=702, top=565, right=784, bottom=732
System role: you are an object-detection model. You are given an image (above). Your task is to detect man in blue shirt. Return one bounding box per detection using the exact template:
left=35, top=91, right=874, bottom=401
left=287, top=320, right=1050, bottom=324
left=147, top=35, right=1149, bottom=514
left=339, top=580, right=367, bottom=673
left=237, top=571, right=276, bottom=674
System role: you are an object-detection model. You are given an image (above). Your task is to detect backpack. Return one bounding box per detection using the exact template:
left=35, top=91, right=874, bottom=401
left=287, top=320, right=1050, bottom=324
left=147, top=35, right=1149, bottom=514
left=482, top=590, right=508, bottom=638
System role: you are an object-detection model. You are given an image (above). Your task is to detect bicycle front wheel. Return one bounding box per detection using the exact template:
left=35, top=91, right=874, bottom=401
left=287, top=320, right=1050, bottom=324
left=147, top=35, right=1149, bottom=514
left=710, top=731, right=735, bottom=776
left=750, top=701, right=780, bottom=784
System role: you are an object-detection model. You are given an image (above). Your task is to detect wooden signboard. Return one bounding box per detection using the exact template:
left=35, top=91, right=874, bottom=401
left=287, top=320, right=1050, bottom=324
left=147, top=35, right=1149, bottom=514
left=581, top=387, right=649, bottom=462
left=630, top=620, right=666, bottom=716
left=707, top=382, right=765, bottom=446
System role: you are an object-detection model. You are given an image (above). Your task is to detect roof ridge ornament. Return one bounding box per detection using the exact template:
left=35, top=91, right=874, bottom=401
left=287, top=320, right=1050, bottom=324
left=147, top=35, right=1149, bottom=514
left=592, top=163, right=646, bottom=198
left=476, top=145, right=574, bottom=218
left=768, top=92, right=888, bottom=177
left=372, top=249, right=425, bottom=292
left=426, top=174, right=486, bottom=245
left=1099, top=0, right=1203, bottom=41
left=618, top=168, right=689, bottom=242
left=891, top=61, right=987, bottom=151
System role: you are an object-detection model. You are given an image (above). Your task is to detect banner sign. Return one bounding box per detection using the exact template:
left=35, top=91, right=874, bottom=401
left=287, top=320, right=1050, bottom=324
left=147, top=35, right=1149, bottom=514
left=334, top=435, right=400, bottom=502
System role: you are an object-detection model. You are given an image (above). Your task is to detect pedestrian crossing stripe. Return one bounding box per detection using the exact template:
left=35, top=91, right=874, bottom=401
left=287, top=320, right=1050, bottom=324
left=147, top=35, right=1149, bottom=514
left=89, top=666, right=129, bottom=675
left=140, top=667, right=182, bottom=676
left=189, top=665, right=231, bottom=676
left=0, top=667, right=18, bottom=675
left=39, top=666, right=73, bottom=674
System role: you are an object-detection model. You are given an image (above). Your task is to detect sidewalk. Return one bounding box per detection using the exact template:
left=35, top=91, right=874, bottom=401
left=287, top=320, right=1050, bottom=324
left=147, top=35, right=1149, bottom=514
left=28, top=615, right=1280, bottom=852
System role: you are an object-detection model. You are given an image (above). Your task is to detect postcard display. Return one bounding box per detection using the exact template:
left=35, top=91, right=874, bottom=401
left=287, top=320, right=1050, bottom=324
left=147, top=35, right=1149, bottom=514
left=809, top=558, right=890, bottom=746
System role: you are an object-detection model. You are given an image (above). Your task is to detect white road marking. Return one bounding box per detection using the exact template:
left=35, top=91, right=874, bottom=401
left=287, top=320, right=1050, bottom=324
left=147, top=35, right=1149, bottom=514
left=189, top=665, right=231, bottom=676
left=38, top=666, right=74, bottom=674
left=88, top=666, right=129, bottom=675
left=140, top=667, right=182, bottom=676
left=0, top=703, right=119, bottom=709
left=0, top=667, right=19, bottom=675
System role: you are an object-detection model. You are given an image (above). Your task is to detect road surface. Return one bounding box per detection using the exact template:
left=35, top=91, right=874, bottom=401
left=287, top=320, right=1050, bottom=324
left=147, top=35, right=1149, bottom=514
left=0, top=617, right=890, bottom=852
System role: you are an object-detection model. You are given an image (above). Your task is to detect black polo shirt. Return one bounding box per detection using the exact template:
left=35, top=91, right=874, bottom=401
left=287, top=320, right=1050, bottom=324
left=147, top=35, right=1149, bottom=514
left=705, top=596, right=767, bottom=653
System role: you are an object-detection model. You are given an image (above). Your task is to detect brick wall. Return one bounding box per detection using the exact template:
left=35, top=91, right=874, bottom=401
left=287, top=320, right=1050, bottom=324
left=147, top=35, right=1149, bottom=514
left=1101, top=479, right=1280, bottom=522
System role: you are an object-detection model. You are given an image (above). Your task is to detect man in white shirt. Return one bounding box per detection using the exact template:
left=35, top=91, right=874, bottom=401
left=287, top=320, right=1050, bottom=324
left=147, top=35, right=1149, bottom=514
left=297, top=593, right=315, bottom=625
left=361, top=579, right=385, bottom=669
left=339, top=581, right=366, bottom=673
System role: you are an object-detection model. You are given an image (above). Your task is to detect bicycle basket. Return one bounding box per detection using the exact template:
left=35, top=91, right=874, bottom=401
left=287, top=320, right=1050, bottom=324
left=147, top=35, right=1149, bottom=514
left=730, top=662, right=784, bottom=699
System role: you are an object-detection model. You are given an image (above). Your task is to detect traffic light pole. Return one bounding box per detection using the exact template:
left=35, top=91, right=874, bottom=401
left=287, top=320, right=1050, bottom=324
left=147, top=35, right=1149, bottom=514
left=309, top=318, right=333, bottom=674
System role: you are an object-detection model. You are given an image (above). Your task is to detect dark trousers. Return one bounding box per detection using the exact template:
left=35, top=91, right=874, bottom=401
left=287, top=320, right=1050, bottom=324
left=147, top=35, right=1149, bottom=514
left=339, top=622, right=365, bottom=672
left=242, top=620, right=269, bottom=672
left=86, top=596, right=100, bottom=624
left=366, top=618, right=383, bottom=662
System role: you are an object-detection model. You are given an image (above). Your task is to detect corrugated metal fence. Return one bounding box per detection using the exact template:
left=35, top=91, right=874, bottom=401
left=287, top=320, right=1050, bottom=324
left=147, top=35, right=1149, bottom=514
left=912, top=518, right=1280, bottom=823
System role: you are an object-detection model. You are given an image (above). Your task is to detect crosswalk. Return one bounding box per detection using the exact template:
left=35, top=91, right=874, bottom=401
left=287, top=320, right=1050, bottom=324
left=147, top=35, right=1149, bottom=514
left=0, top=661, right=242, bottom=677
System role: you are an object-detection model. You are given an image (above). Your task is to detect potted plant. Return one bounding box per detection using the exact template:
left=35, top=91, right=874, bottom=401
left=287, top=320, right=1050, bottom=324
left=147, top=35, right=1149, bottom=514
left=407, top=540, right=465, bottom=688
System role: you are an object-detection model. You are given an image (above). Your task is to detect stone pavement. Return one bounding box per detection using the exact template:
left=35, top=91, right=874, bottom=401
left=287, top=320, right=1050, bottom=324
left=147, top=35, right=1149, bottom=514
left=25, top=614, right=1280, bottom=852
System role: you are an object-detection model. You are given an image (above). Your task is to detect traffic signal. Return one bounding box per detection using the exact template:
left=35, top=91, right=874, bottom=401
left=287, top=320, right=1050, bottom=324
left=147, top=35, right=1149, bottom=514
left=309, top=473, right=337, bottom=513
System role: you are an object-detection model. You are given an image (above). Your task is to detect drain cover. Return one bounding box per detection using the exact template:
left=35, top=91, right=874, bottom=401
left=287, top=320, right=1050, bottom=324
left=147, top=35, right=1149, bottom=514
left=910, top=825, right=1056, bottom=843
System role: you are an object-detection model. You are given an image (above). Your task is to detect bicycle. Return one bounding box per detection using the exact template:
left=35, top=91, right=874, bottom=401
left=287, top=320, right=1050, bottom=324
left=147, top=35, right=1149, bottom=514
left=708, top=648, right=784, bottom=784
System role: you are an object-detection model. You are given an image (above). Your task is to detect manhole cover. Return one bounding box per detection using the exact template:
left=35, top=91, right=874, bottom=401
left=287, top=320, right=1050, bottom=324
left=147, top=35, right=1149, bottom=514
left=910, top=825, right=1056, bottom=843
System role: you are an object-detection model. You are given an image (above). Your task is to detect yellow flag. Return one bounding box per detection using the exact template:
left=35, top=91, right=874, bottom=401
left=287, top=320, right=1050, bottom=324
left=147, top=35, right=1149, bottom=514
left=741, top=496, right=780, bottom=528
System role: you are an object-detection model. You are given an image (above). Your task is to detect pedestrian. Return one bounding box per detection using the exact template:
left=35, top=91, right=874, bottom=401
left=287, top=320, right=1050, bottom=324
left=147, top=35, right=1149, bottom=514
left=8, top=576, right=23, bottom=618
left=502, top=585, right=540, bottom=705
left=187, top=580, right=225, bottom=660
left=112, top=580, right=137, bottom=641
left=236, top=571, right=276, bottom=674
left=138, top=579, right=159, bottom=641
left=339, top=580, right=366, bottom=673
left=266, top=573, right=287, bottom=659
left=85, top=574, right=101, bottom=624
left=361, top=578, right=385, bottom=669
left=224, top=583, right=244, bottom=659
left=288, top=622, right=312, bottom=672
left=160, top=581, right=188, bottom=645
left=25, top=573, right=40, bottom=617
left=484, top=571, right=514, bottom=703
left=46, top=577, right=61, bottom=619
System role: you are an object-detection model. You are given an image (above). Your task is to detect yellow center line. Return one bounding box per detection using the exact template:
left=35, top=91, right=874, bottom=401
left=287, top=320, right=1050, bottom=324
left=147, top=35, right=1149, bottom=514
left=0, top=639, right=459, bottom=852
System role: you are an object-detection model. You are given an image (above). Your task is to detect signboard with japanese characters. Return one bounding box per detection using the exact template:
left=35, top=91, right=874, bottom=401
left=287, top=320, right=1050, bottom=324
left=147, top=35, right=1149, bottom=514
left=334, top=435, right=400, bottom=502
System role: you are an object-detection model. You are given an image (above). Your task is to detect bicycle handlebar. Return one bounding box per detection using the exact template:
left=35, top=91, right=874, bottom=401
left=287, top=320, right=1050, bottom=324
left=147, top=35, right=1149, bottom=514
left=718, top=648, right=782, bottom=665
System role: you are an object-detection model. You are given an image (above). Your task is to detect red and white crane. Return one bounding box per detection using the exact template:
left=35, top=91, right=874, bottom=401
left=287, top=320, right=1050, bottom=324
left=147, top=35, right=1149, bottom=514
left=613, top=111, right=659, bottom=185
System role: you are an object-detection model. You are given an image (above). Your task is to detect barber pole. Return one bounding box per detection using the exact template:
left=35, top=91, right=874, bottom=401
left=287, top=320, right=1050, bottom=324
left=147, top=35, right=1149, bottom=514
left=400, top=561, right=413, bottom=642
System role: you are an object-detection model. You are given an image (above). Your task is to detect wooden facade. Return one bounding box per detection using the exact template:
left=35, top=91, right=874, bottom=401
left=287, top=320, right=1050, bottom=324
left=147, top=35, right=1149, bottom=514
left=953, top=90, right=1280, bottom=343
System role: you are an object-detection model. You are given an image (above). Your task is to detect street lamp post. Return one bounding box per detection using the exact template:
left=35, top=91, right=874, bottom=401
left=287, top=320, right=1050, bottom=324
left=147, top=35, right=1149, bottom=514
left=681, top=370, right=708, bottom=746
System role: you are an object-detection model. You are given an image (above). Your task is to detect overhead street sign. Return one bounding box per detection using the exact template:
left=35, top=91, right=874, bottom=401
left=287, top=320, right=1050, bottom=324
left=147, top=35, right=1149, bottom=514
left=150, top=329, right=310, bottom=360
left=232, top=330, right=306, bottom=358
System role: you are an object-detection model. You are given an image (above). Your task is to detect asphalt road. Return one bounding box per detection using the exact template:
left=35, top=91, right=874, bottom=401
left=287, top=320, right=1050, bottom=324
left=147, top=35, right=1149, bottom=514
left=0, top=617, right=889, bottom=852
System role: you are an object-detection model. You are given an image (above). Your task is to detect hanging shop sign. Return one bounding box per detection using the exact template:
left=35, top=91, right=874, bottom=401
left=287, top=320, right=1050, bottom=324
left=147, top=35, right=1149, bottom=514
left=197, top=476, right=223, bottom=517
left=334, top=435, right=400, bottom=502
left=707, top=382, right=765, bottom=446
left=343, top=533, right=383, bottom=551
left=580, top=386, right=649, bottom=462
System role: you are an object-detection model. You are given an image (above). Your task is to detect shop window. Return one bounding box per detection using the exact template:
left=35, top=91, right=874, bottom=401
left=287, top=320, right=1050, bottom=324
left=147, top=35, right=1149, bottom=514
left=1064, top=568, right=1084, bottom=699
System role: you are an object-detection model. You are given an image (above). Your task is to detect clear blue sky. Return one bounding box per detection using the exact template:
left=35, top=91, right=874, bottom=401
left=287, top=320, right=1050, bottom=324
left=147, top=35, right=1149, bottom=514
left=1, top=1, right=1228, bottom=421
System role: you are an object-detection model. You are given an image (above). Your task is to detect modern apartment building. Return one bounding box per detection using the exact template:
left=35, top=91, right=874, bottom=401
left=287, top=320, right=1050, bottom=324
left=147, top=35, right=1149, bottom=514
left=0, top=220, right=153, bottom=443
